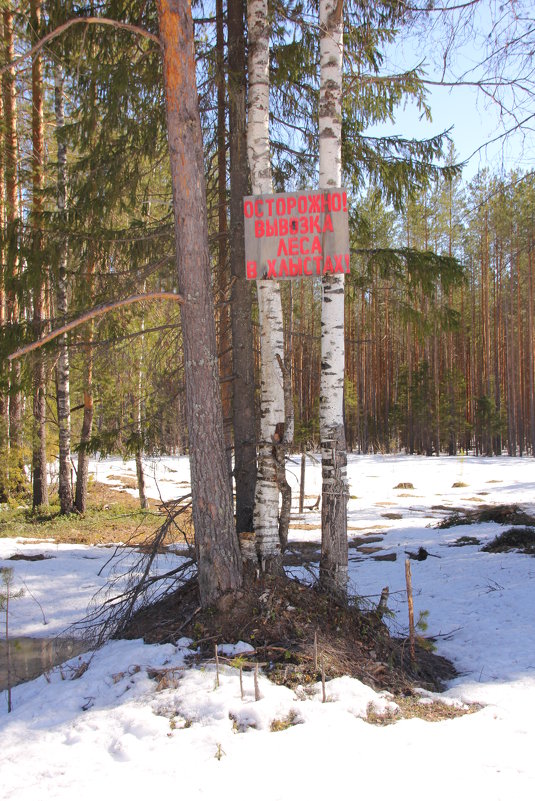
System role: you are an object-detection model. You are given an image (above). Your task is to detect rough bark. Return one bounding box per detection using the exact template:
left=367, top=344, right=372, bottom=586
left=2, top=5, right=23, bottom=479
left=30, top=0, right=48, bottom=509
left=528, top=246, right=535, bottom=456
left=216, top=0, right=232, bottom=459
left=0, top=84, right=8, bottom=501
left=228, top=0, right=257, bottom=534
left=318, top=0, right=348, bottom=598
left=247, top=0, right=287, bottom=574
left=75, top=343, right=93, bottom=514
left=54, top=64, right=74, bottom=514
left=156, top=0, right=242, bottom=606
left=135, top=285, right=148, bottom=510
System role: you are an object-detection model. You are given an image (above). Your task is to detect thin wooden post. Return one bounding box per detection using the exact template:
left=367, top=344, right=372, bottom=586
left=405, top=559, right=416, bottom=663
left=254, top=662, right=261, bottom=701
left=214, top=642, right=220, bottom=688
left=299, top=448, right=306, bottom=514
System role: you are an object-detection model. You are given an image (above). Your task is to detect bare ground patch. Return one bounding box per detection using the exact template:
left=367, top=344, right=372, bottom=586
left=481, top=527, right=535, bottom=555
left=119, top=575, right=457, bottom=695
left=436, top=504, right=535, bottom=530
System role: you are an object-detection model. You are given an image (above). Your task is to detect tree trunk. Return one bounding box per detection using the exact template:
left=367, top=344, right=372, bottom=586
left=75, top=347, right=94, bottom=513
left=156, top=0, right=242, bottom=606
left=2, top=5, right=23, bottom=485
left=247, top=0, right=287, bottom=574
left=0, top=84, right=8, bottom=501
left=318, top=0, right=348, bottom=598
left=30, top=0, right=48, bottom=509
left=228, top=0, right=257, bottom=534
left=215, top=0, right=233, bottom=463
left=54, top=65, right=74, bottom=514
left=135, top=285, right=148, bottom=510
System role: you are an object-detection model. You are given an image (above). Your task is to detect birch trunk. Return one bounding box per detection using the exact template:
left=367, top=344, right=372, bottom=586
left=156, top=0, right=242, bottom=606
left=228, top=0, right=257, bottom=534
left=54, top=65, right=73, bottom=514
left=318, top=0, right=348, bottom=597
left=247, top=0, right=287, bottom=574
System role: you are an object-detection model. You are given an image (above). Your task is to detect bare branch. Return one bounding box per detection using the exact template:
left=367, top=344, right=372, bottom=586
left=8, top=292, right=184, bottom=361
left=0, top=17, right=160, bottom=77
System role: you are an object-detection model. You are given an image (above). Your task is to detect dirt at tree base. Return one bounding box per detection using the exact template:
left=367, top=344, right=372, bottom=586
left=119, top=574, right=457, bottom=694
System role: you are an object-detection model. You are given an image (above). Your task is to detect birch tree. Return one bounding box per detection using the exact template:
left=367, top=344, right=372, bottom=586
left=318, top=0, right=348, bottom=597
left=247, top=0, right=288, bottom=574
left=54, top=64, right=74, bottom=514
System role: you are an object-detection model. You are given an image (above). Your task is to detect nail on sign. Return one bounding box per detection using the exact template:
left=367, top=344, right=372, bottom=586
left=243, top=188, right=350, bottom=280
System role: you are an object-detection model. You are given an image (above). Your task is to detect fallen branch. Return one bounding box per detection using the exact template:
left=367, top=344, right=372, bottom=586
left=8, top=292, right=184, bottom=361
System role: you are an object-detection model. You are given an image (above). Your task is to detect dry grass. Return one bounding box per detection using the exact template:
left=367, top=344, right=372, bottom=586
left=366, top=695, right=482, bottom=725
left=0, top=481, right=193, bottom=546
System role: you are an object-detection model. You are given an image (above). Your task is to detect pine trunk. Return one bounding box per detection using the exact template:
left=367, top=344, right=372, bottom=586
left=30, top=0, right=48, bottom=509
left=0, top=85, right=8, bottom=501
left=318, top=0, right=348, bottom=598
left=156, top=0, right=242, bottom=606
left=2, top=5, right=23, bottom=483
left=228, top=0, right=257, bottom=534
left=135, top=287, right=148, bottom=510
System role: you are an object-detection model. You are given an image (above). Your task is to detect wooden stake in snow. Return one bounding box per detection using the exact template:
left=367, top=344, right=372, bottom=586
left=405, top=559, right=416, bottom=663
left=299, top=449, right=306, bottom=515
left=321, top=656, right=326, bottom=703
left=254, top=662, right=261, bottom=701
left=214, top=643, right=220, bottom=688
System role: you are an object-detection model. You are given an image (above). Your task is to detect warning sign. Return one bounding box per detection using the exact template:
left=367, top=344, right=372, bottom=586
left=243, top=188, right=350, bottom=280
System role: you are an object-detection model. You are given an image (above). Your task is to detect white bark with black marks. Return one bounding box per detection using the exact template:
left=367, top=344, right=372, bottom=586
left=319, top=0, right=348, bottom=597
left=54, top=65, right=73, bottom=514
left=247, top=0, right=287, bottom=573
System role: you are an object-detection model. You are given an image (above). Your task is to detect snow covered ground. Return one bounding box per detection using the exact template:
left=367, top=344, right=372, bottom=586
left=1, top=454, right=534, bottom=800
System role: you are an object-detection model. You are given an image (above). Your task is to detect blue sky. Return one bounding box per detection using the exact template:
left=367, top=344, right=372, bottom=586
left=366, top=1, right=535, bottom=185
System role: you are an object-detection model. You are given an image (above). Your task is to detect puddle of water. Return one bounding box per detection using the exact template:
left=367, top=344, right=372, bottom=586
left=0, top=637, right=89, bottom=691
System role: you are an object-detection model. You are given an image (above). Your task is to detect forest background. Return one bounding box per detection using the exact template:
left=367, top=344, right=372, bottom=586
left=0, top=0, right=534, bottom=518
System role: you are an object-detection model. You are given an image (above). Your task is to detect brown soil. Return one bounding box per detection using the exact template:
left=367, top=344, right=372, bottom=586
left=120, top=574, right=457, bottom=694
